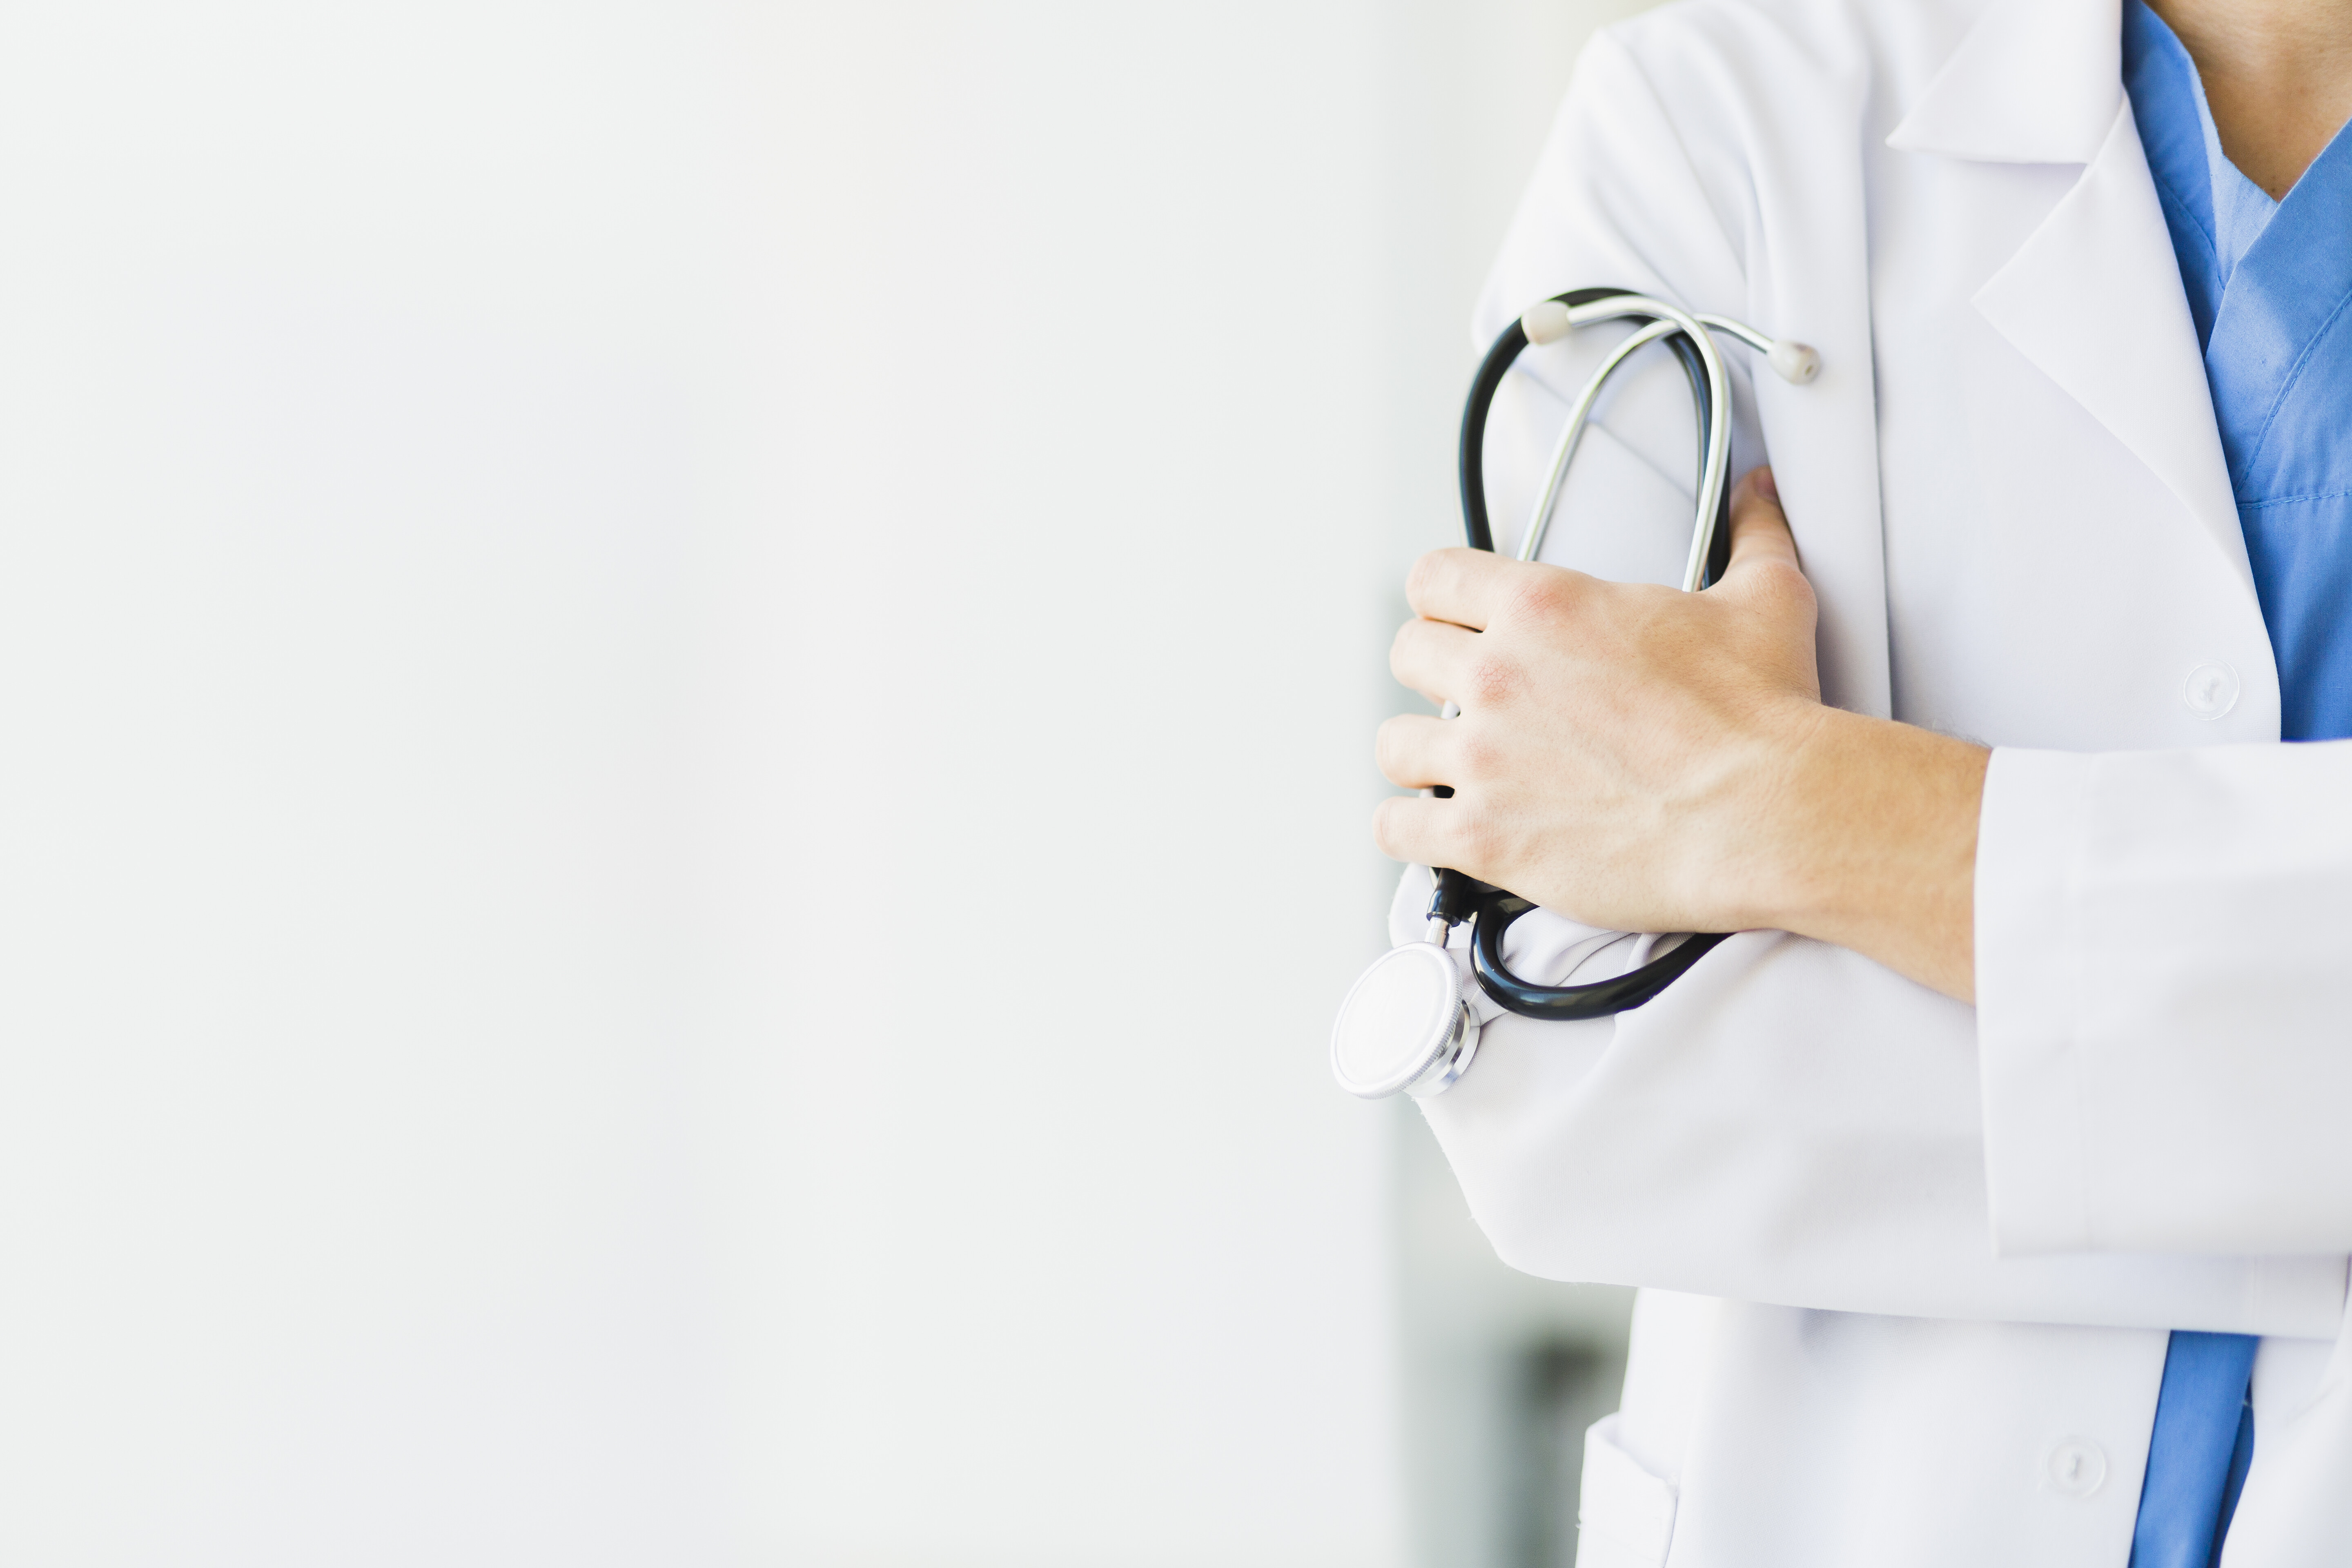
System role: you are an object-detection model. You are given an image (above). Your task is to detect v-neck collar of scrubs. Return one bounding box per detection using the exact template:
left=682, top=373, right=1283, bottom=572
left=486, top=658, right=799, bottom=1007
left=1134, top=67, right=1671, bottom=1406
left=2125, top=0, right=2352, bottom=741
left=2194, top=81, right=2276, bottom=287
left=2125, top=0, right=2352, bottom=493
left=2125, top=2, right=2278, bottom=301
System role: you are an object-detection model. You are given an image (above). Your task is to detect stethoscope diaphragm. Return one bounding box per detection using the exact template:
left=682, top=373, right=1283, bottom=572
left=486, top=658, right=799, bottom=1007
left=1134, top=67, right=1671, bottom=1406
left=1328, top=938, right=1479, bottom=1100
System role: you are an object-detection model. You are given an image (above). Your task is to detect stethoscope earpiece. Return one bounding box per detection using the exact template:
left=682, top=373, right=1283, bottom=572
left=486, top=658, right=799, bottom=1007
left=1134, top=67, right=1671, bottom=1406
left=1336, top=290, right=1815, bottom=1100
left=1767, top=338, right=1822, bottom=385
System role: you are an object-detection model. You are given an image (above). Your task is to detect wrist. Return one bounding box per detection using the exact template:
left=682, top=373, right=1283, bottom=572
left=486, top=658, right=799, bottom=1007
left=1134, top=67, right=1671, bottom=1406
left=1740, top=707, right=1989, bottom=1001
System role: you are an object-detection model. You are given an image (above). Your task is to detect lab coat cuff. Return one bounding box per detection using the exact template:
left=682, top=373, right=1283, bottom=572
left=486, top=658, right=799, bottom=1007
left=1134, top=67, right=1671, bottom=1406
left=1974, top=747, right=2096, bottom=1255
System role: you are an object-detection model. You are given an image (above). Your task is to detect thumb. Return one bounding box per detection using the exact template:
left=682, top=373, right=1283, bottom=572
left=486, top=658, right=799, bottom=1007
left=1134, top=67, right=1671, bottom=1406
left=1720, top=466, right=1800, bottom=576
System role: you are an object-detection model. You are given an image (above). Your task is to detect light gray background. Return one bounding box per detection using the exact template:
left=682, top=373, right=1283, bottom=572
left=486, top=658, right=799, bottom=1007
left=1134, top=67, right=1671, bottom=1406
left=0, top=2, right=1652, bottom=1563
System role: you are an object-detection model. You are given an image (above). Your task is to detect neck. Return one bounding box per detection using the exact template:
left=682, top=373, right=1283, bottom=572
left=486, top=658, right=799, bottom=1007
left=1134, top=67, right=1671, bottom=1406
left=2149, top=0, right=2352, bottom=196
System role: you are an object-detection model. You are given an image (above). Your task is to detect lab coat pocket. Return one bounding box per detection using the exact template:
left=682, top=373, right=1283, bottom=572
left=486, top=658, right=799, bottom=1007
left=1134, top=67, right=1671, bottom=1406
left=1577, top=1412, right=1677, bottom=1568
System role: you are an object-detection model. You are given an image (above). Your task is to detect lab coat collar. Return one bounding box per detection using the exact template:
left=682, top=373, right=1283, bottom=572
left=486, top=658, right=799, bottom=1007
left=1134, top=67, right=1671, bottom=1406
left=1895, top=0, right=2261, bottom=609
left=1887, top=0, right=2123, bottom=164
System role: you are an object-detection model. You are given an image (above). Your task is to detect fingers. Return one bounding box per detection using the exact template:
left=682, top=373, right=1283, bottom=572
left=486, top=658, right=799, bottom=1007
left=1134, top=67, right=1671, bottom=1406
left=1715, top=466, right=1820, bottom=666
left=1719, top=466, right=1800, bottom=575
left=1389, top=615, right=1479, bottom=702
left=1371, top=792, right=1466, bottom=870
left=1374, top=713, right=1454, bottom=788
left=1404, top=547, right=1523, bottom=630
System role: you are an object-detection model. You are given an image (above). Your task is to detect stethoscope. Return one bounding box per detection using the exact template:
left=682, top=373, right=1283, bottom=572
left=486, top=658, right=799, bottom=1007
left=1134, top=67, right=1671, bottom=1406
left=1330, top=289, right=1820, bottom=1101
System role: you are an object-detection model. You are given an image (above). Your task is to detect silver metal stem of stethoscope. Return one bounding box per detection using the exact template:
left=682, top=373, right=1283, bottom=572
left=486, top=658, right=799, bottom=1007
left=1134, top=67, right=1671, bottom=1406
left=1518, top=297, right=1808, bottom=589
left=1517, top=314, right=1682, bottom=564
left=1588, top=295, right=1733, bottom=592
left=1692, top=313, right=1774, bottom=355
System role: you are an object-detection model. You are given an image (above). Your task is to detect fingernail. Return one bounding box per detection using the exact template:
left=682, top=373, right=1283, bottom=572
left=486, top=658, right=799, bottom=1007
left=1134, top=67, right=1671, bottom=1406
left=1753, top=466, right=1778, bottom=503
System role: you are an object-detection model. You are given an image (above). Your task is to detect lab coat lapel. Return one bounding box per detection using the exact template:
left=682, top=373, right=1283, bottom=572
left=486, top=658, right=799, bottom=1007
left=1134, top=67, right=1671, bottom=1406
left=1972, top=109, right=2254, bottom=595
left=1889, top=0, right=2257, bottom=600
left=1886, top=0, right=2122, bottom=166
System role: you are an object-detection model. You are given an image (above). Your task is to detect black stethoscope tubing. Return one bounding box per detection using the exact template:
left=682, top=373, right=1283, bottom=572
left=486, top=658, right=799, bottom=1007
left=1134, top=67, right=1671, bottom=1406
left=1431, top=286, right=1738, bottom=1022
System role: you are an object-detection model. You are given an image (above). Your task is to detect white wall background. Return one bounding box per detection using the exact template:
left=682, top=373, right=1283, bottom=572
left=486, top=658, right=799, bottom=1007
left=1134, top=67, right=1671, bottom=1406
left=0, top=3, right=1644, bottom=1564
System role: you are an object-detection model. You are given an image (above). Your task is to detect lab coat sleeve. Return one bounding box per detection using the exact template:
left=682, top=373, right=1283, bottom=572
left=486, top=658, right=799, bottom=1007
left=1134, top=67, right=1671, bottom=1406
left=1977, top=743, right=2352, bottom=1257
left=1405, top=18, right=2350, bottom=1338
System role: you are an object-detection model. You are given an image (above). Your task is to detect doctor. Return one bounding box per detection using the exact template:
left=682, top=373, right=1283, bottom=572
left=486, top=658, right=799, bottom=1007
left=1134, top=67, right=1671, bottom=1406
left=1371, top=0, right=2352, bottom=1563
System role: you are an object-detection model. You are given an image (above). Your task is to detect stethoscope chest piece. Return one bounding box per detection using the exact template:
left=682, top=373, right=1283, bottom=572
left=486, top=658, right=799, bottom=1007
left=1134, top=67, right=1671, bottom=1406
left=1332, top=286, right=1819, bottom=1103
left=1329, top=940, right=1479, bottom=1100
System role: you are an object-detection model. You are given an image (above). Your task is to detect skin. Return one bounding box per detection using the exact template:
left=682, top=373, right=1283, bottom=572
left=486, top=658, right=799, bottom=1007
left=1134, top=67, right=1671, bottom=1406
left=2150, top=0, right=2352, bottom=198
left=1376, top=474, right=1987, bottom=1000
left=1376, top=9, right=2352, bottom=1004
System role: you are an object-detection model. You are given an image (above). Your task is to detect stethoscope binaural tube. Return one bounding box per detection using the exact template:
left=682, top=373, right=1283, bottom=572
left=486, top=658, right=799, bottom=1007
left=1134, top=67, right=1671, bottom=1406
left=1332, top=289, right=1818, bottom=1098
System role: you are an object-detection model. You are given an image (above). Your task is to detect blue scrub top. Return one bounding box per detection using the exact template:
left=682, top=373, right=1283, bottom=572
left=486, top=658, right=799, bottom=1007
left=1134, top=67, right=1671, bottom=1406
left=2130, top=0, right=2352, bottom=742
left=2121, top=4, right=2352, bottom=1564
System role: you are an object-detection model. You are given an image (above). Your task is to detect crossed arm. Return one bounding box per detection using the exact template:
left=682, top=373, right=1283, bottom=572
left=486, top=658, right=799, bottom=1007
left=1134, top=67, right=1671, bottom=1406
left=1374, top=469, right=1989, bottom=1002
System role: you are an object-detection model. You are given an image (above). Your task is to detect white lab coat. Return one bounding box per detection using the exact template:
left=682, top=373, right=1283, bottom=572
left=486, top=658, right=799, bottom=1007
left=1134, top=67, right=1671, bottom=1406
left=1410, top=0, right=2352, bottom=1562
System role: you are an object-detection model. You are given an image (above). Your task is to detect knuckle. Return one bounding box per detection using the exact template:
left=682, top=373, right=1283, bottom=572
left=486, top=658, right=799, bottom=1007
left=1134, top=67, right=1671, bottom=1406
left=1503, top=565, right=1577, bottom=623
left=1461, top=652, right=1517, bottom=707
left=1748, top=559, right=1818, bottom=617
left=1449, top=808, right=1500, bottom=869
left=1453, top=724, right=1502, bottom=779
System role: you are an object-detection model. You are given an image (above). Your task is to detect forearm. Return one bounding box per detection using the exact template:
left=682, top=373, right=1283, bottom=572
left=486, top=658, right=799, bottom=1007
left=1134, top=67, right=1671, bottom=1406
left=1747, top=710, right=1989, bottom=1002
left=1379, top=474, right=1992, bottom=999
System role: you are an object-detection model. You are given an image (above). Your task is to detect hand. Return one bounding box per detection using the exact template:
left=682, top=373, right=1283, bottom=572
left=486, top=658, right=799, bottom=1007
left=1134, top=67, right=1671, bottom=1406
left=1373, top=469, right=1987, bottom=1002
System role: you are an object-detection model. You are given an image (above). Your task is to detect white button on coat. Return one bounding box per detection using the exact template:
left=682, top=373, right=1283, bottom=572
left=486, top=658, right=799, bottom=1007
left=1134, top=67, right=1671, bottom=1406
left=2045, top=1439, right=2108, bottom=1497
left=2185, top=660, right=2242, bottom=718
